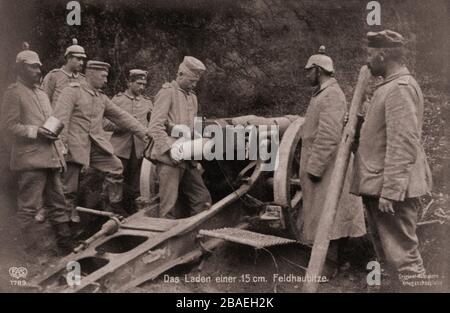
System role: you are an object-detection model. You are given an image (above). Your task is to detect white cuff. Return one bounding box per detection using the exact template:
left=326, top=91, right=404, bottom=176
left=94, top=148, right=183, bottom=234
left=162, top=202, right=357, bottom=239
left=27, top=126, right=39, bottom=139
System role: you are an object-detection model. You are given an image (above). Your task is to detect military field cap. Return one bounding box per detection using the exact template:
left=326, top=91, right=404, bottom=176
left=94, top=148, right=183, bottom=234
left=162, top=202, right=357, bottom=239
left=129, top=69, right=148, bottom=80
left=305, top=45, right=334, bottom=73
left=16, top=42, right=42, bottom=66
left=86, top=60, right=111, bottom=72
left=367, top=30, right=406, bottom=48
left=65, top=38, right=87, bottom=58
left=178, top=56, right=206, bottom=79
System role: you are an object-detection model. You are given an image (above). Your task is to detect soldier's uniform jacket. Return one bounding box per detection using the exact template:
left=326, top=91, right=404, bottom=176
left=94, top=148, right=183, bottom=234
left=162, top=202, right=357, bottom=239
left=148, top=80, right=198, bottom=166
left=351, top=67, right=433, bottom=201
left=42, top=67, right=86, bottom=107
left=1, top=79, right=65, bottom=171
left=301, top=78, right=346, bottom=177
left=53, top=82, right=148, bottom=167
left=299, top=78, right=366, bottom=243
left=104, top=91, right=153, bottom=159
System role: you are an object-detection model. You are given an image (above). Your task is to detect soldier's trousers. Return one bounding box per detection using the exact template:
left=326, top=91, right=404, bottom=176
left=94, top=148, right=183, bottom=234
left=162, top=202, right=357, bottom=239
left=363, top=196, right=425, bottom=277
left=119, top=145, right=143, bottom=214
left=17, top=169, right=70, bottom=253
left=64, top=145, right=124, bottom=211
left=156, top=162, right=212, bottom=218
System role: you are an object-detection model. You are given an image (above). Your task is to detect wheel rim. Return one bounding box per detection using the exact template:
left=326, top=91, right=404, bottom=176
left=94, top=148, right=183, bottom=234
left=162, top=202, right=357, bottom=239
left=273, top=117, right=304, bottom=240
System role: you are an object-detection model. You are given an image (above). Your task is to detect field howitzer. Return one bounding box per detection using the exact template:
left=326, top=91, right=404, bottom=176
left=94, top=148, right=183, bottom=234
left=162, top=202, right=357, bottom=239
left=32, top=112, right=320, bottom=293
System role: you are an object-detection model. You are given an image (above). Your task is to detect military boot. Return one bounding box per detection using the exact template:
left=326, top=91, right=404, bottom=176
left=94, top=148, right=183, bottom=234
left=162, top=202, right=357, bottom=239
left=54, top=222, right=74, bottom=256
left=105, top=201, right=129, bottom=218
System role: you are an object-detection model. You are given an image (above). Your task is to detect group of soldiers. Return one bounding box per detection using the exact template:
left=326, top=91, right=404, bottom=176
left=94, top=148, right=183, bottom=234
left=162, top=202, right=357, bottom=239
left=299, top=29, right=432, bottom=289
left=1, top=38, right=211, bottom=262
left=1, top=28, right=432, bottom=291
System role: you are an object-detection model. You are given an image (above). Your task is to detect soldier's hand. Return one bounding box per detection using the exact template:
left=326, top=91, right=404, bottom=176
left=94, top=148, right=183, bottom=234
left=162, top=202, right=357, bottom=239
left=61, top=143, right=69, bottom=155
left=60, top=163, right=67, bottom=174
left=170, top=143, right=183, bottom=162
left=378, top=197, right=395, bottom=215
left=196, top=162, right=204, bottom=174
left=38, top=127, right=58, bottom=140
left=144, top=130, right=153, bottom=142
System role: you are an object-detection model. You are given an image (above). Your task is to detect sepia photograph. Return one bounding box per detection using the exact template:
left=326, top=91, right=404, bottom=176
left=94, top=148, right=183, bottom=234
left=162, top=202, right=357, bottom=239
left=0, top=0, right=449, bottom=300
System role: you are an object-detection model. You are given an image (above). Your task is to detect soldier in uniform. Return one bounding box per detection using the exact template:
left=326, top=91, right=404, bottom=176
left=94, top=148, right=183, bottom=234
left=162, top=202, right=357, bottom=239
left=1, top=44, right=72, bottom=260
left=104, top=69, right=153, bottom=214
left=351, top=30, right=433, bottom=289
left=53, top=61, right=150, bottom=222
left=42, top=38, right=87, bottom=107
left=148, top=56, right=212, bottom=218
left=299, top=47, right=366, bottom=270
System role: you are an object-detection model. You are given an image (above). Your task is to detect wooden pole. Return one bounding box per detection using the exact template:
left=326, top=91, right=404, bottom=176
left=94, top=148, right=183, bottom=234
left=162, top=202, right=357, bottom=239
left=302, top=65, right=372, bottom=293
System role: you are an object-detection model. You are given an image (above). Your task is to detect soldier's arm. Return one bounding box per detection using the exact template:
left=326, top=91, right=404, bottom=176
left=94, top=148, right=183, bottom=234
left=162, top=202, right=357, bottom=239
left=53, top=87, right=76, bottom=145
left=103, top=96, right=125, bottom=132
left=381, top=84, right=419, bottom=201
left=146, top=98, right=153, bottom=123
left=1, top=89, right=39, bottom=139
left=103, top=118, right=121, bottom=132
left=351, top=102, right=367, bottom=154
left=104, top=98, right=147, bottom=139
left=148, top=88, right=174, bottom=156
left=42, top=73, right=56, bottom=102
left=307, top=94, right=345, bottom=178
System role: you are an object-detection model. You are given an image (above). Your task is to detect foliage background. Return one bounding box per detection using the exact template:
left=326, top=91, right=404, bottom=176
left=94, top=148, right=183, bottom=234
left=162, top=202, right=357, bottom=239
left=0, top=0, right=448, bottom=114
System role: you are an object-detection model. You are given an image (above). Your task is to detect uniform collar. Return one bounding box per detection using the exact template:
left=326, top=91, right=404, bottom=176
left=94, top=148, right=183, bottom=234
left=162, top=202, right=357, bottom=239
left=313, top=77, right=337, bottom=97
left=60, top=66, right=79, bottom=78
left=124, top=89, right=140, bottom=101
left=377, top=67, right=411, bottom=88
left=171, top=80, right=192, bottom=95
left=82, top=82, right=100, bottom=96
left=17, top=77, right=39, bottom=90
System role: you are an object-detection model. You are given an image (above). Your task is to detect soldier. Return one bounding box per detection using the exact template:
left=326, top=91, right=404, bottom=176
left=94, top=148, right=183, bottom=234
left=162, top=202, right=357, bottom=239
left=42, top=38, right=87, bottom=107
left=53, top=61, right=150, bottom=223
left=148, top=56, right=212, bottom=218
left=1, top=44, right=72, bottom=260
left=104, top=69, right=153, bottom=214
left=351, top=30, right=433, bottom=289
left=299, top=46, right=366, bottom=270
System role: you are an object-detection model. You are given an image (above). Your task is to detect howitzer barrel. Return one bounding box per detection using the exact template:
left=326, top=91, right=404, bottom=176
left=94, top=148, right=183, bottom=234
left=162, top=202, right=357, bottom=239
left=228, top=114, right=299, bottom=135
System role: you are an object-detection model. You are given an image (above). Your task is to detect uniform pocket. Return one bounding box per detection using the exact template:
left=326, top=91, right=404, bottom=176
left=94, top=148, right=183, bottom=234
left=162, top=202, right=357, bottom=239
left=358, top=153, right=383, bottom=174
left=17, top=145, right=39, bottom=154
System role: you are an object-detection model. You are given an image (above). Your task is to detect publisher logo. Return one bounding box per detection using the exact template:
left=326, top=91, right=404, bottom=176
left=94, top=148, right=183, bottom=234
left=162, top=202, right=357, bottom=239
left=9, top=266, right=28, bottom=279
left=9, top=266, right=28, bottom=287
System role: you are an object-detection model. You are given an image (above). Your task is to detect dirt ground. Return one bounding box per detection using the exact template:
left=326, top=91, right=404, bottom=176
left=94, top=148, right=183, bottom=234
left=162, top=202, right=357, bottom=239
left=135, top=222, right=449, bottom=294
left=1, top=182, right=449, bottom=293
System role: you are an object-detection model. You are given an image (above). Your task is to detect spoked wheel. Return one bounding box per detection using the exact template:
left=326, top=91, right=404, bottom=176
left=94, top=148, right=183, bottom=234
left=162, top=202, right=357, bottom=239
left=273, top=117, right=305, bottom=241
left=139, top=158, right=159, bottom=200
